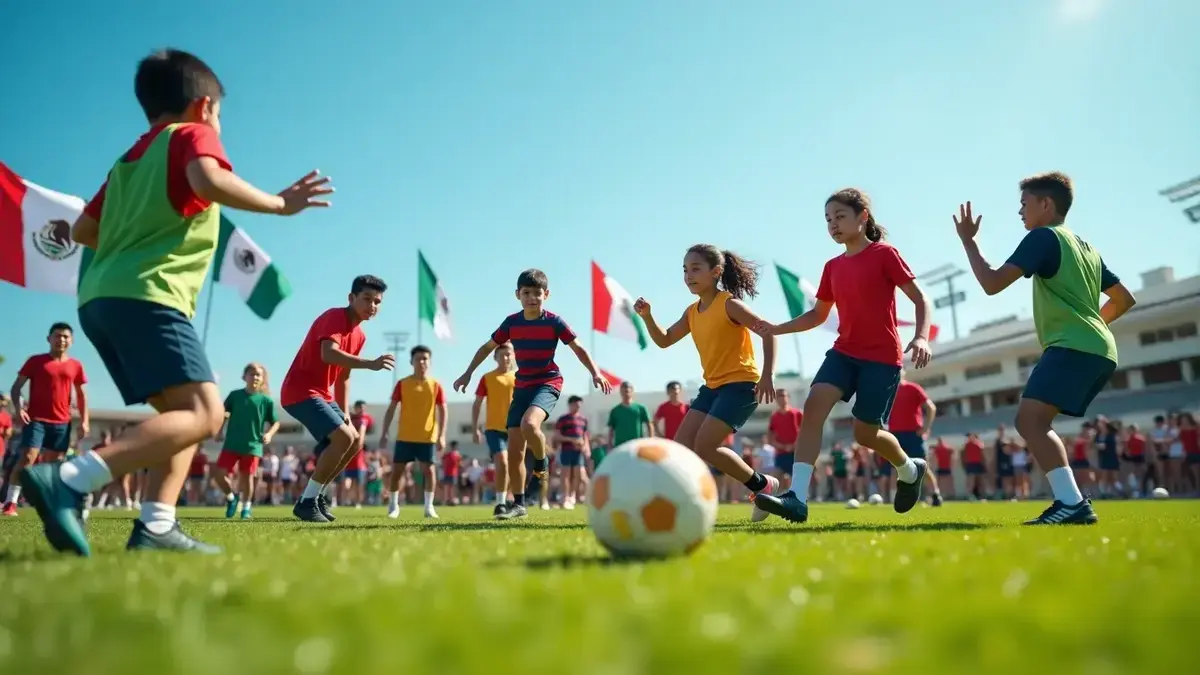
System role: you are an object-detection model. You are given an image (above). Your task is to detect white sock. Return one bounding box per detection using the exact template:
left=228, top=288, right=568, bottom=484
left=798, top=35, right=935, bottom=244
left=423, top=491, right=434, bottom=508
left=389, top=493, right=400, bottom=509
left=59, top=451, right=113, bottom=495
left=1046, top=467, right=1084, bottom=506
left=225, top=492, right=235, bottom=502
left=7, top=485, right=21, bottom=504
left=301, top=479, right=322, bottom=500
left=791, top=463, right=814, bottom=504
left=139, top=501, right=176, bottom=535
left=496, top=492, right=506, bottom=505
left=896, top=457, right=918, bottom=483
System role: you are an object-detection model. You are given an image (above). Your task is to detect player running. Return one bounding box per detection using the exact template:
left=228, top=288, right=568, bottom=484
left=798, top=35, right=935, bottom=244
left=213, top=363, right=279, bottom=519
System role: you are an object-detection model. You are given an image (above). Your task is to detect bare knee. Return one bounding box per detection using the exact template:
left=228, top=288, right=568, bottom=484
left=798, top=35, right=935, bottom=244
left=852, top=421, right=879, bottom=447
left=156, top=383, right=225, bottom=440
left=1015, top=407, right=1051, bottom=439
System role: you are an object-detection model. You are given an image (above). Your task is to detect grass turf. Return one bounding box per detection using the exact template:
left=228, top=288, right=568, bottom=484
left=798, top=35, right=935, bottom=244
left=0, top=500, right=1196, bottom=674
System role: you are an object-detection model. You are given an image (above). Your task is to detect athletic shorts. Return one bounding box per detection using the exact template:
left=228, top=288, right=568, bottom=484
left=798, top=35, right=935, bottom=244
left=876, top=462, right=893, bottom=476
left=773, top=453, right=793, bottom=475
left=506, top=384, right=561, bottom=429
left=394, top=441, right=435, bottom=464
left=1021, top=347, right=1115, bottom=418
left=342, top=469, right=364, bottom=481
left=21, top=420, right=72, bottom=453
left=440, top=474, right=458, bottom=485
left=689, top=381, right=758, bottom=431
left=559, top=449, right=584, bottom=467
left=284, top=398, right=346, bottom=456
left=1070, top=459, right=1091, bottom=470
left=80, top=297, right=213, bottom=406
left=812, top=349, right=901, bottom=426
left=484, top=429, right=508, bottom=455
left=965, top=462, right=986, bottom=476
left=936, top=468, right=952, bottom=477
left=1123, top=454, right=1145, bottom=465
left=216, top=450, right=260, bottom=475
left=1187, top=454, right=1200, bottom=466
left=893, top=431, right=927, bottom=460
left=833, top=468, right=848, bottom=479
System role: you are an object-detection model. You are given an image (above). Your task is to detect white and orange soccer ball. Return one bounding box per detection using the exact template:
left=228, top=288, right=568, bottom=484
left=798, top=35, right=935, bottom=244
left=587, top=438, right=719, bottom=558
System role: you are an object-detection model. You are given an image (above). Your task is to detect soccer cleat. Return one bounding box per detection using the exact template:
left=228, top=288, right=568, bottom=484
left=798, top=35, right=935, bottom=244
left=424, top=507, right=439, bottom=519
left=492, top=502, right=508, bottom=519
left=1023, top=498, right=1099, bottom=525
left=750, top=474, right=781, bottom=523
left=526, top=474, right=544, bottom=502
left=126, top=520, right=222, bottom=554
left=240, top=508, right=252, bottom=520
left=292, top=498, right=330, bottom=523
left=17, top=464, right=90, bottom=556
left=893, top=458, right=928, bottom=514
left=317, top=494, right=337, bottom=522
left=496, top=502, right=528, bottom=520
left=386, top=506, right=401, bottom=519
left=2, top=502, right=17, bottom=517
left=562, top=499, right=575, bottom=511
left=224, top=495, right=239, bottom=519
left=931, top=492, right=943, bottom=507
left=752, top=490, right=809, bottom=524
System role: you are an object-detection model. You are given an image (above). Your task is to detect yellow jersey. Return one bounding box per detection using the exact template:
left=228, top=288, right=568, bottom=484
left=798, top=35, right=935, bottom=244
left=475, top=370, right=516, bottom=432
left=391, top=376, right=445, bottom=443
left=687, top=291, right=759, bottom=389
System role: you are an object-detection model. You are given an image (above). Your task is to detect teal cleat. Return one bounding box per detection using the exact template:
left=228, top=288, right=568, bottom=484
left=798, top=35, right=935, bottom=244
left=224, top=495, right=240, bottom=519
left=18, top=463, right=91, bottom=557
left=240, top=508, right=252, bottom=520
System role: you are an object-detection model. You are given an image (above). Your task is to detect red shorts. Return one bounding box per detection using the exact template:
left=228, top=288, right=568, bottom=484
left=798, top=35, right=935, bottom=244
left=217, top=450, right=260, bottom=475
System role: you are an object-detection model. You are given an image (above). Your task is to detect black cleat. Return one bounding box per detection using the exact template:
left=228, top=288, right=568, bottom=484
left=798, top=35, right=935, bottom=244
left=752, top=490, right=809, bottom=523
left=894, top=458, right=928, bottom=514
left=931, top=492, right=944, bottom=507
left=1024, top=498, right=1098, bottom=525
left=126, top=520, right=222, bottom=554
left=293, top=498, right=330, bottom=523
left=317, top=494, right=336, bottom=522
left=492, top=502, right=508, bottom=519
left=496, top=502, right=527, bottom=520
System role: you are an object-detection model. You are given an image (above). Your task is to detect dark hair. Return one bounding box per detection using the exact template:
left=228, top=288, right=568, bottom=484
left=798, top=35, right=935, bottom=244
left=568, top=395, right=583, bottom=404
left=134, top=49, right=225, bottom=122
left=666, top=381, right=681, bottom=390
left=410, top=345, right=431, bottom=358
left=686, top=244, right=760, bottom=299
left=1154, top=415, right=1165, bottom=424
left=826, top=188, right=887, bottom=242
left=450, top=440, right=459, bottom=449
left=353, top=400, right=366, bottom=408
left=351, top=275, right=387, bottom=294
left=1019, top=171, right=1073, bottom=217
left=48, top=322, right=73, bottom=335
left=620, top=381, right=634, bottom=390
left=517, top=268, right=549, bottom=291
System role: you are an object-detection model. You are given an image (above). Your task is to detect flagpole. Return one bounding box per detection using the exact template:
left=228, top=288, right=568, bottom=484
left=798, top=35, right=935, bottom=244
left=200, top=266, right=217, bottom=348
left=416, top=250, right=423, bottom=346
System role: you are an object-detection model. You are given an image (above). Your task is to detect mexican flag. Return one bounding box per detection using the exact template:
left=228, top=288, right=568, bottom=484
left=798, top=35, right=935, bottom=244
left=0, top=162, right=86, bottom=295
left=591, top=261, right=648, bottom=349
left=775, top=262, right=939, bottom=341
left=213, top=215, right=292, bottom=319
left=418, top=251, right=452, bottom=340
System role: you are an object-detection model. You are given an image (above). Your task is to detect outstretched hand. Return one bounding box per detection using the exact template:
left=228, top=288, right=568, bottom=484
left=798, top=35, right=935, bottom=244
left=593, top=375, right=613, bottom=395
left=632, top=297, right=651, bottom=317
left=369, top=354, right=396, bottom=372
left=453, top=373, right=472, bottom=394
left=905, top=337, right=932, bottom=369
left=953, top=201, right=982, bottom=240
left=278, top=170, right=334, bottom=215
left=750, top=320, right=776, bottom=337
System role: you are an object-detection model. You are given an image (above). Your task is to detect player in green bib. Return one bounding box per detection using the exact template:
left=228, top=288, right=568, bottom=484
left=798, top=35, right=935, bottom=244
left=214, top=363, right=280, bottom=519
left=18, top=49, right=333, bottom=557
left=954, top=172, right=1136, bottom=526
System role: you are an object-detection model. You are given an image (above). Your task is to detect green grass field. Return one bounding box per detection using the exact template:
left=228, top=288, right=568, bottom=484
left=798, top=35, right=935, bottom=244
left=1, top=500, right=1197, bottom=675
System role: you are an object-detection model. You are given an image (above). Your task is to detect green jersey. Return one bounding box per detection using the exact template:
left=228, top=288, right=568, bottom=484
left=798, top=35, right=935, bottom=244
left=608, top=403, right=651, bottom=447
left=591, top=445, right=608, bottom=468
left=222, top=389, right=278, bottom=457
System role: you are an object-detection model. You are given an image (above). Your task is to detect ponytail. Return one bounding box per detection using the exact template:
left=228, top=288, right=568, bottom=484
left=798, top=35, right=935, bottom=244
left=865, top=214, right=887, bottom=242
left=686, top=244, right=761, bottom=299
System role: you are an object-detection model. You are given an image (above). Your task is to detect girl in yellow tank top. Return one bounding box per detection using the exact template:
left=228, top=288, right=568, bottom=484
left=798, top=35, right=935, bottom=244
left=632, top=244, right=783, bottom=521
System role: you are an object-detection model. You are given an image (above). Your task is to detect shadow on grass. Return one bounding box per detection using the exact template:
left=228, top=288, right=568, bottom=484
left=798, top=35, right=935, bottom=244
left=718, top=521, right=995, bottom=534
left=486, top=552, right=650, bottom=570
left=291, top=521, right=589, bottom=533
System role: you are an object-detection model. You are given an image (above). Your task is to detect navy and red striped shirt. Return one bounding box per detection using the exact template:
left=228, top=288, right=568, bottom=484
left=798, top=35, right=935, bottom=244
left=491, top=311, right=577, bottom=390
left=555, top=413, right=588, bottom=450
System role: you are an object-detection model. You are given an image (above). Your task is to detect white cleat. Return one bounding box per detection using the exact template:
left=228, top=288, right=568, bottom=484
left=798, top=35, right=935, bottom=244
left=540, top=502, right=550, bottom=511
left=562, top=500, right=575, bottom=511
left=387, top=507, right=401, bottom=519
left=750, top=474, right=781, bottom=523
left=424, top=507, right=439, bottom=519
left=81, top=509, right=90, bottom=523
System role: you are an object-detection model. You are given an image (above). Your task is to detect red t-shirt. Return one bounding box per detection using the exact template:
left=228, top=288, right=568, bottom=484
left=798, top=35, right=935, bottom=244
left=768, top=408, right=803, bottom=449
left=0, top=410, right=12, bottom=456
left=484, top=465, right=496, bottom=483
left=963, top=439, right=984, bottom=464
left=887, top=381, right=928, bottom=433
left=1181, top=428, right=1200, bottom=455
left=349, top=412, right=374, bottom=469
left=84, top=123, right=231, bottom=221
left=280, top=308, right=366, bottom=406
left=654, top=401, right=689, bottom=440
left=19, top=354, right=86, bottom=424
left=816, top=242, right=917, bottom=366
left=1072, top=437, right=1089, bottom=461
left=188, top=451, right=208, bottom=477
left=442, top=450, right=462, bottom=477
left=1126, top=433, right=1145, bottom=457
left=933, top=442, right=952, bottom=467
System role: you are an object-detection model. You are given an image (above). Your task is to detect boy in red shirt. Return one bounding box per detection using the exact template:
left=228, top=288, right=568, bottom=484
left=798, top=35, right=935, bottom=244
left=767, top=389, right=803, bottom=489
left=340, top=400, right=373, bottom=508
left=653, top=381, right=689, bottom=441
left=931, top=437, right=956, bottom=499
left=886, top=372, right=944, bottom=506
left=441, top=441, right=463, bottom=505
left=4, top=323, right=88, bottom=516
left=281, top=276, right=395, bottom=523
left=753, top=189, right=933, bottom=524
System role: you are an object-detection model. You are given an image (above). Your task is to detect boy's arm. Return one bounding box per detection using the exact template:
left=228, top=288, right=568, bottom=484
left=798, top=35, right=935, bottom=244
left=454, top=341, right=499, bottom=391
left=642, top=406, right=655, bottom=438
left=567, top=341, right=607, bottom=387
left=471, top=397, right=484, bottom=440
left=961, top=236, right=1025, bottom=296
left=321, top=340, right=390, bottom=371
left=379, top=402, right=399, bottom=447
left=10, top=376, right=27, bottom=422
left=74, top=383, right=90, bottom=438
left=263, top=420, right=282, bottom=446
left=186, top=158, right=333, bottom=215
left=435, top=402, right=448, bottom=451
left=1099, top=261, right=1136, bottom=324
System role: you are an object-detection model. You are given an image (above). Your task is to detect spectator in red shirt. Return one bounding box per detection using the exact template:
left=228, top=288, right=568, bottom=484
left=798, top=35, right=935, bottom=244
left=186, top=441, right=209, bottom=506
left=961, top=433, right=987, bottom=499
left=1121, top=423, right=1149, bottom=496
left=766, top=389, right=803, bottom=489
left=653, top=381, right=689, bottom=441
left=340, top=400, right=374, bottom=508
left=441, top=441, right=463, bottom=505
left=4, top=323, right=89, bottom=516
left=887, top=374, right=943, bottom=505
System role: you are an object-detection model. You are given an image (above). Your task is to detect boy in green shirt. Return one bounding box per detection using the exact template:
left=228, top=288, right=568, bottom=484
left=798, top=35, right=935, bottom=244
left=19, top=49, right=332, bottom=556
left=955, top=172, right=1136, bottom=525
left=214, top=363, right=280, bottom=519
left=607, top=382, right=654, bottom=447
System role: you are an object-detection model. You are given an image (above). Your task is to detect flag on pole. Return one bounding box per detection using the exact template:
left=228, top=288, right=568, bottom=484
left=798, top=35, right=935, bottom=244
left=599, top=368, right=624, bottom=387
left=0, top=162, right=86, bottom=295
left=776, top=262, right=940, bottom=341
left=212, top=215, right=292, bottom=319
left=591, top=261, right=648, bottom=349
left=418, top=251, right=452, bottom=340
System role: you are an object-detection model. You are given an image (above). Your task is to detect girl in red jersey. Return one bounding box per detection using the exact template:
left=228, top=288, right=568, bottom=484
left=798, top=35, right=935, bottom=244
left=1067, top=424, right=1096, bottom=493
left=753, top=189, right=933, bottom=523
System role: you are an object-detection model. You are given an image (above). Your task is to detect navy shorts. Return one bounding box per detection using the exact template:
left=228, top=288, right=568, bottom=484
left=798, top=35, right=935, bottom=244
left=1098, top=452, right=1120, bottom=472
left=936, top=468, right=952, bottom=477
left=998, top=465, right=1015, bottom=478
left=813, top=350, right=901, bottom=426
left=1070, top=459, right=1091, bottom=470
left=506, top=384, right=560, bottom=429
left=876, top=461, right=893, bottom=476
left=1022, top=347, right=1116, bottom=418
left=484, top=430, right=508, bottom=455
left=690, top=381, right=758, bottom=431
left=894, top=431, right=926, bottom=460
left=965, top=462, right=986, bottom=476
left=21, top=420, right=72, bottom=452
left=1187, top=455, right=1200, bottom=466
left=285, top=398, right=346, bottom=455
left=559, top=449, right=584, bottom=467
left=341, top=469, right=364, bottom=481
left=440, top=475, right=458, bottom=485
left=79, top=298, right=214, bottom=406
left=773, top=453, right=793, bottom=475
left=394, top=441, right=435, bottom=464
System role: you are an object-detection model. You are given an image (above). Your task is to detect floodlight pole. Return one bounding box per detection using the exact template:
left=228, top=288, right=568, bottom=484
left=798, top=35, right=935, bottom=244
left=919, top=265, right=968, bottom=341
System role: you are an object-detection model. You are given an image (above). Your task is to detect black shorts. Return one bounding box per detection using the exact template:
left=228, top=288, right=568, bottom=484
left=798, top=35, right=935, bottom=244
left=813, top=349, right=901, bottom=426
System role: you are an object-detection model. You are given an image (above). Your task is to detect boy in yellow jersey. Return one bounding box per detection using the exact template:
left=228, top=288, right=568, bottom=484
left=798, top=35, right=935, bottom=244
left=472, top=342, right=516, bottom=516
left=380, top=346, right=447, bottom=519
left=633, top=244, right=782, bottom=522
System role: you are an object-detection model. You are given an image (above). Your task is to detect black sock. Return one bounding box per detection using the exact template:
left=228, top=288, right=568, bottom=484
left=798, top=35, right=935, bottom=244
left=743, top=472, right=768, bottom=493
left=513, top=493, right=524, bottom=505
left=532, top=457, right=547, bottom=472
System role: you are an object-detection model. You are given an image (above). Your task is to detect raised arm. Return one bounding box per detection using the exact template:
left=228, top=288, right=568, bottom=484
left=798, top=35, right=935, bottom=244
left=454, top=340, right=499, bottom=392
left=633, top=299, right=690, bottom=349
left=768, top=299, right=833, bottom=336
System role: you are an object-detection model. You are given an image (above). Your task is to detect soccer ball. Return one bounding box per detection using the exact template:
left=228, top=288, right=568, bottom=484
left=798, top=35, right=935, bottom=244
left=846, top=498, right=861, bottom=509
left=868, top=493, right=884, bottom=505
left=1152, top=487, right=1170, bottom=499
left=588, top=438, right=719, bottom=558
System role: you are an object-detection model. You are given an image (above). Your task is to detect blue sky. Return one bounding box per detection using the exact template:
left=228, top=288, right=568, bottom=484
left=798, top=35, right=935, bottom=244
left=2, top=0, right=1197, bottom=411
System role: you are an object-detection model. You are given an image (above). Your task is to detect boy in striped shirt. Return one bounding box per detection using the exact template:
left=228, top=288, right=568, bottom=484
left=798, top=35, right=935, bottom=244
left=454, top=268, right=611, bottom=519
